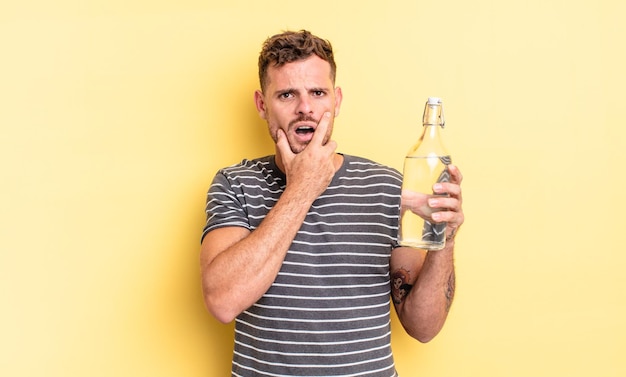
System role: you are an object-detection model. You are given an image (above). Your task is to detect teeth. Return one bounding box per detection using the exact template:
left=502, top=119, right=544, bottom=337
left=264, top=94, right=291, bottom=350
left=296, top=127, right=314, bottom=134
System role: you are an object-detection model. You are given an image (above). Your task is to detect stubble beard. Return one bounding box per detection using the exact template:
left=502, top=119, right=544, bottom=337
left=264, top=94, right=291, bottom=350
left=272, top=114, right=330, bottom=154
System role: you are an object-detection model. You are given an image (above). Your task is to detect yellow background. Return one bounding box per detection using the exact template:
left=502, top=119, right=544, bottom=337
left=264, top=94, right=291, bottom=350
left=1, top=1, right=625, bottom=376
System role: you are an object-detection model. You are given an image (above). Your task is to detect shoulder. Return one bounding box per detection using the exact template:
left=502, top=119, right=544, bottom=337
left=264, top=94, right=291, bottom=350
left=215, top=156, right=282, bottom=183
left=342, top=154, right=402, bottom=181
left=209, top=156, right=285, bottom=203
left=218, top=156, right=275, bottom=177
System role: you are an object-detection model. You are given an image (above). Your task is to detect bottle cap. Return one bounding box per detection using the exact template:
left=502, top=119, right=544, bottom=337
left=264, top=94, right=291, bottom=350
left=423, top=97, right=445, bottom=128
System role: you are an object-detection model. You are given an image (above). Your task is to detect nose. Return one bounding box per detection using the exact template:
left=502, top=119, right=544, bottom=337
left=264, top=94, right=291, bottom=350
left=296, top=96, right=313, bottom=114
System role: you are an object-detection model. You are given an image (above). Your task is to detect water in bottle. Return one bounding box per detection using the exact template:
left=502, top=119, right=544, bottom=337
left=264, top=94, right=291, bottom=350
left=398, top=97, right=451, bottom=250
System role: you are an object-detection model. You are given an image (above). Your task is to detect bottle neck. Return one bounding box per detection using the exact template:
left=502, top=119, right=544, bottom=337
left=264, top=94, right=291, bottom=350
left=408, top=123, right=447, bottom=157
left=405, top=98, right=448, bottom=157
left=420, top=101, right=445, bottom=149
left=422, top=124, right=444, bottom=139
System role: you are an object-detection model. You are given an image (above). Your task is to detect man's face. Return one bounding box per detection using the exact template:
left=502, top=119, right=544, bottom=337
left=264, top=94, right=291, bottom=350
left=255, top=55, right=342, bottom=154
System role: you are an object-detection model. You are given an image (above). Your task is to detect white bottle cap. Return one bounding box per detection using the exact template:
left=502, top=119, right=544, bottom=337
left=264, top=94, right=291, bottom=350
left=427, top=97, right=441, bottom=105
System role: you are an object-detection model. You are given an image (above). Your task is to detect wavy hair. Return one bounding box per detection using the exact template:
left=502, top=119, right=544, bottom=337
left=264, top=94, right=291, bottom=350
left=258, top=30, right=336, bottom=92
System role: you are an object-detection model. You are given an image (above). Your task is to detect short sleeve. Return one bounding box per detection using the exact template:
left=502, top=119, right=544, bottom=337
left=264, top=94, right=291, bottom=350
left=201, top=170, right=251, bottom=243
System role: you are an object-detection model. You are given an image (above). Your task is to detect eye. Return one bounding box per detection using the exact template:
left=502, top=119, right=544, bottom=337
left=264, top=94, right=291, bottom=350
left=313, top=90, right=325, bottom=97
left=278, top=92, right=293, bottom=100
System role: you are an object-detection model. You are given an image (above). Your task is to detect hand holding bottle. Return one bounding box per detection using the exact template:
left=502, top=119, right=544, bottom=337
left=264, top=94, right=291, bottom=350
left=426, top=164, right=464, bottom=242
left=401, top=164, right=463, bottom=221
left=400, top=189, right=439, bottom=222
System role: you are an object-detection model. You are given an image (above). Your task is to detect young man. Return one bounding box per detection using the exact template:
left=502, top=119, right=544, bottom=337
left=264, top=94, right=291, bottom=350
left=201, top=30, right=464, bottom=376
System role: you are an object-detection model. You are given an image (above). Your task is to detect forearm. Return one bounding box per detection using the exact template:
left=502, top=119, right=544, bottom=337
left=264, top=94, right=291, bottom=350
left=394, top=164, right=463, bottom=342
left=201, top=185, right=314, bottom=323
left=398, top=242, right=456, bottom=342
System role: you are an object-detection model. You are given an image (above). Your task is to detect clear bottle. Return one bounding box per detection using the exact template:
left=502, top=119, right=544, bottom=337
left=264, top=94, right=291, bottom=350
left=398, top=97, right=451, bottom=250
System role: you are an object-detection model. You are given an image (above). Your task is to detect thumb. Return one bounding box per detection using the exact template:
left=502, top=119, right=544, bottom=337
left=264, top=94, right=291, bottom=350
left=275, top=129, right=294, bottom=163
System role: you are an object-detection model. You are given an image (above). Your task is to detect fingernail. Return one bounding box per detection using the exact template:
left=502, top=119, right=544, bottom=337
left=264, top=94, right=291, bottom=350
left=433, top=183, right=443, bottom=192
left=432, top=212, right=441, bottom=221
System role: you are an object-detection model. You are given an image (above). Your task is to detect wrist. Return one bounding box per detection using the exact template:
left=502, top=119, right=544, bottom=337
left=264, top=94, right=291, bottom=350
left=432, top=238, right=455, bottom=254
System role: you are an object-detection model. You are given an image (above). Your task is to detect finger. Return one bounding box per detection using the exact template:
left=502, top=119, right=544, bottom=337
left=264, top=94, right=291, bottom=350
left=432, top=207, right=464, bottom=227
left=448, top=164, right=463, bottom=184
left=428, top=196, right=459, bottom=211
left=312, top=112, right=332, bottom=145
left=433, top=182, right=462, bottom=198
left=275, top=129, right=294, bottom=162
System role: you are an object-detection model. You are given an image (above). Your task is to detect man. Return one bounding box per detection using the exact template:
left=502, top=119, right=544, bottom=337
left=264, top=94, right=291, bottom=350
left=200, top=30, right=464, bottom=376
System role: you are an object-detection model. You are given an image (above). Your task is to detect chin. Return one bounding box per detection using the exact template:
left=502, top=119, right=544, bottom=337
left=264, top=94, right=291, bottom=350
left=290, top=146, right=306, bottom=154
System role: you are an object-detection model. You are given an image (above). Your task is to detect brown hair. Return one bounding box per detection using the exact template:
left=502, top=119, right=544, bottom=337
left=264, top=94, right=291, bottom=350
left=258, top=30, right=336, bottom=92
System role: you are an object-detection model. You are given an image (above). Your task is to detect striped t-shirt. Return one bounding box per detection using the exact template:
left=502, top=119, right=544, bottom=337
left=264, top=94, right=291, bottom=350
left=203, top=154, right=403, bottom=377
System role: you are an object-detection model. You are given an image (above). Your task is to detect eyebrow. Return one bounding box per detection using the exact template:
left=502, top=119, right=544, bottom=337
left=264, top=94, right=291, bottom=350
left=308, top=87, right=329, bottom=93
left=274, top=86, right=329, bottom=95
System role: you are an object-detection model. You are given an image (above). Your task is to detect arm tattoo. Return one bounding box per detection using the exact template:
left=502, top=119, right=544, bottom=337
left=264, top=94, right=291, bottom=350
left=391, top=268, right=413, bottom=304
left=445, top=271, right=456, bottom=312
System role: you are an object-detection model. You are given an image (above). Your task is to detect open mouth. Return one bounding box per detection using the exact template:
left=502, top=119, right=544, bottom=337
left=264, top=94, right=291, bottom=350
left=295, top=126, right=315, bottom=135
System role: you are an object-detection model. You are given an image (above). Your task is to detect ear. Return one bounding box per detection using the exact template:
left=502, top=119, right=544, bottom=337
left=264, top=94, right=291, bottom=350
left=334, top=86, right=343, bottom=117
left=254, top=90, right=267, bottom=120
